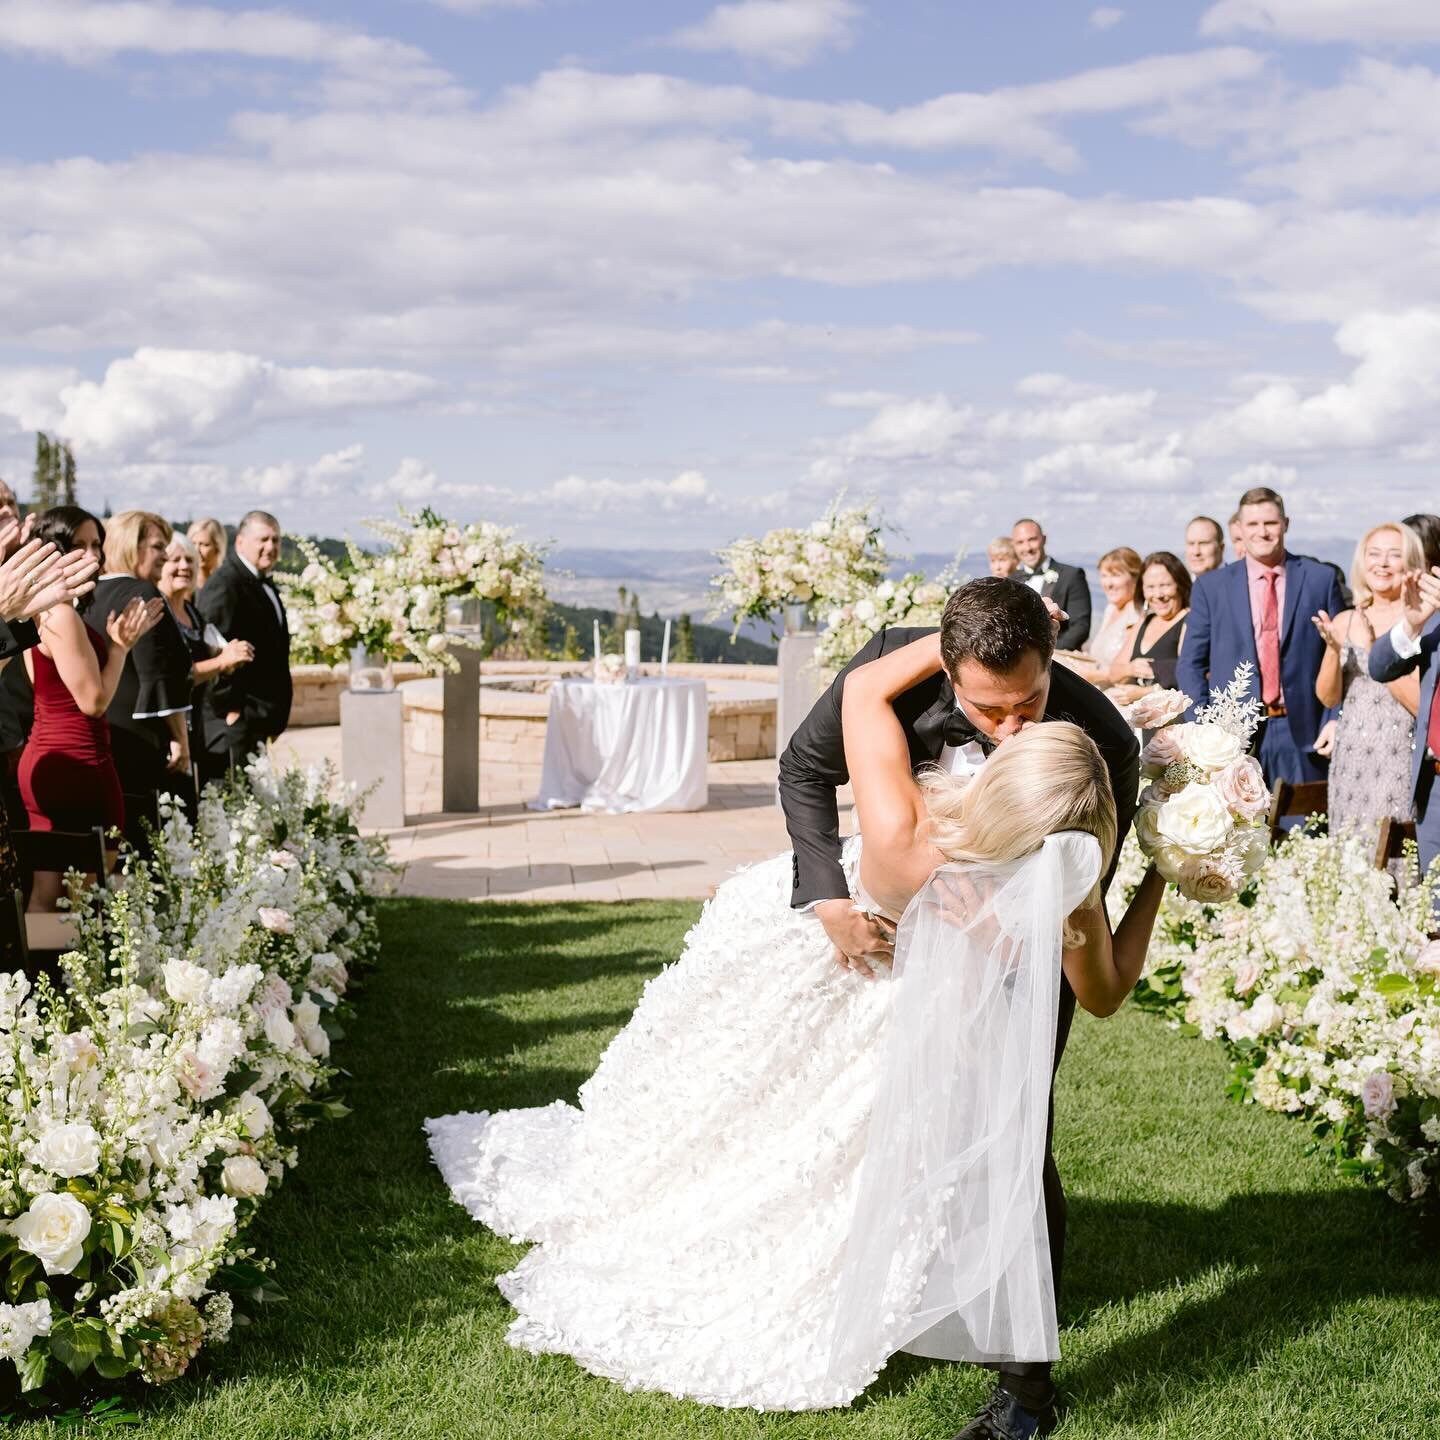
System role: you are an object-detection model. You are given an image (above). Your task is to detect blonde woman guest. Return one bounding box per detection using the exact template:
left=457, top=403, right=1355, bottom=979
left=187, top=518, right=226, bottom=589
left=1312, top=521, right=1425, bottom=844
left=1083, top=547, right=1143, bottom=676
left=987, top=536, right=1019, bottom=578
left=159, top=534, right=254, bottom=776
left=86, top=511, right=194, bottom=811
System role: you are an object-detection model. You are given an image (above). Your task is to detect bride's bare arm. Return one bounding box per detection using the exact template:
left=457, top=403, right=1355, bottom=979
left=1060, top=865, right=1166, bottom=1016
left=840, top=633, right=947, bottom=915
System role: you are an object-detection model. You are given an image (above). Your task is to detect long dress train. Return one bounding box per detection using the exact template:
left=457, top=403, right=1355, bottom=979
left=426, top=832, right=1099, bottom=1411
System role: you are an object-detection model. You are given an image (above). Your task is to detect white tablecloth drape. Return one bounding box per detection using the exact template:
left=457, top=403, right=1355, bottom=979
left=528, top=678, right=709, bottom=814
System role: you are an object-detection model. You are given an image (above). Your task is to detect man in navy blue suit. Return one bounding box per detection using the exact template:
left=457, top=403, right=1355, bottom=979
left=1176, top=485, right=1344, bottom=786
left=1368, top=564, right=1440, bottom=885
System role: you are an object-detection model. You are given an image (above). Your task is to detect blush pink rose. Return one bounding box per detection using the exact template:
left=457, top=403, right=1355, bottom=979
left=1415, top=940, right=1440, bottom=975
left=1125, top=688, right=1192, bottom=731
left=1215, top=756, right=1270, bottom=821
left=1361, top=1071, right=1396, bottom=1119
left=1141, top=725, right=1188, bottom=778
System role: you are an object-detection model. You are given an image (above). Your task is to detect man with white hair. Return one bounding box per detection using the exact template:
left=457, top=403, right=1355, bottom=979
left=196, top=511, right=291, bottom=786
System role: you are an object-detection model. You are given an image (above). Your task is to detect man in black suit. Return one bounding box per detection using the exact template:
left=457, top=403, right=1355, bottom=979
left=779, top=578, right=1143, bottom=1440
left=1011, top=517, right=1091, bottom=652
left=196, top=510, right=291, bottom=787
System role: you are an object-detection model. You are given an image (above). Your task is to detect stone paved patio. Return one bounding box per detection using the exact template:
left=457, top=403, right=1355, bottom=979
left=271, top=725, right=852, bottom=902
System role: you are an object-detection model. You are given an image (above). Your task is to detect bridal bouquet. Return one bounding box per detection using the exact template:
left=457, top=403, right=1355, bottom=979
left=1130, top=664, right=1271, bottom=902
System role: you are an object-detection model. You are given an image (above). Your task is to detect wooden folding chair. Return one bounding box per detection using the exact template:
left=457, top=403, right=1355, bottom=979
left=1374, top=817, right=1419, bottom=872
left=1267, top=780, right=1328, bottom=842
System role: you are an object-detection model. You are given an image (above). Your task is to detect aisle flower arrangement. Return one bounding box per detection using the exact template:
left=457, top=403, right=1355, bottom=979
left=1111, top=826, right=1440, bottom=1208
left=812, top=570, right=956, bottom=672
left=0, top=760, right=391, bottom=1404
left=711, top=495, right=887, bottom=635
left=282, top=510, right=547, bottom=670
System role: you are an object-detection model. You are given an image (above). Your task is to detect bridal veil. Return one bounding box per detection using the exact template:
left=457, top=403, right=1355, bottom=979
left=829, top=830, right=1101, bottom=1379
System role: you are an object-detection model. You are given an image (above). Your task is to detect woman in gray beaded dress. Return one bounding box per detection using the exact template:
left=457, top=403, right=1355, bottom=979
left=1313, top=521, right=1425, bottom=847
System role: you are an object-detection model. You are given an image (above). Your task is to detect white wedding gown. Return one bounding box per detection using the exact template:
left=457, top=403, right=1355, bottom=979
left=426, top=832, right=1099, bottom=1411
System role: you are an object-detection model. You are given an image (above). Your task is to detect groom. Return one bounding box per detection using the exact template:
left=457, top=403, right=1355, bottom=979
left=779, top=577, right=1139, bottom=1440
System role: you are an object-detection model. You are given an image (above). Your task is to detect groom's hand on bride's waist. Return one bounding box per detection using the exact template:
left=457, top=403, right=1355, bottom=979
left=814, top=899, right=895, bottom=980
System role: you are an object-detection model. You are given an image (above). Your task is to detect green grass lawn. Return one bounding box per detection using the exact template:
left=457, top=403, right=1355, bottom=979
left=21, top=898, right=1440, bottom=1438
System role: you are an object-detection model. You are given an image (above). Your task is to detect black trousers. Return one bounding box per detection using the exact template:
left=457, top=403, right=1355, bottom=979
left=995, top=978, right=1077, bottom=1404
left=199, top=725, right=269, bottom=790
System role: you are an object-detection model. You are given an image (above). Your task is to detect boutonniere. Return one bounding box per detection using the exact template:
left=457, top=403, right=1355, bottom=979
left=1040, top=567, right=1059, bottom=585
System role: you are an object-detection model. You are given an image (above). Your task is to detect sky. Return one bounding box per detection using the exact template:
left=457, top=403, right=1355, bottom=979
left=1, top=0, right=1439, bottom=566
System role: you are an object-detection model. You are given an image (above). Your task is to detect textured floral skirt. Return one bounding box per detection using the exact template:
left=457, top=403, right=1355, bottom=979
left=425, top=842, right=917, bottom=1410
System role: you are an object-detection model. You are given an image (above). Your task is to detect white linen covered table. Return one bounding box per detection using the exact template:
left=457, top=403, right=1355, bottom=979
left=529, top=677, right=709, bottom=814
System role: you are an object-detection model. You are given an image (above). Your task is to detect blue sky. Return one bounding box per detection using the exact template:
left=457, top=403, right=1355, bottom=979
left=1, top=0, right=1438, bottom=565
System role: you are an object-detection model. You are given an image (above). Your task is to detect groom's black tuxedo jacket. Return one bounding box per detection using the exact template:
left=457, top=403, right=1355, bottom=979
left=778, top=625, right=1139, bottom=911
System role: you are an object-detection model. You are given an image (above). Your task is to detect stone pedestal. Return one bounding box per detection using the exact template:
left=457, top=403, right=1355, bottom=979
left=340, top=689, right=405, bottom=830
left=776, top=632, right=823, bottom=802
left=442, top=646, right=481, bottom=812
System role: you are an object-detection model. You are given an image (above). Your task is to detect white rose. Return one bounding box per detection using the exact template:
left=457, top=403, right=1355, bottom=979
left=54, top=1031, right=99, bottom=1072
left=1260, top=916, right=1302, bottom=962
left=12, top=1193, right=91, bottom=1275
left=1361, top=1070, right=1396, bottom=1119
left=163, top=959, right=211, bottom=1007
left=1233, top=958, right=1262, bottom=995
left=425, top=633, right=449, bottom=655
left=1247, top=992, right=1284, bottom=1036
left=257, top=907, right=294, bottom=935
left=34, top=1122, right=101, bottom=1178
left=1133, top=800, right=1166, bottom=852
left=1154, top=785, right=1233, bottom=855
left=221, top=1155, right=269, bottom=1199
left=268, top=849, right=299, bottom=871
left=1180, top=725, right=1244, bottom=774
left=234, top=1092, right=272, bottom=1139
left=854, top=598, right=876, bottom=623
left=875, top=580, right=895, bottom=600
left=264, top=1009, right=298, bottom=1051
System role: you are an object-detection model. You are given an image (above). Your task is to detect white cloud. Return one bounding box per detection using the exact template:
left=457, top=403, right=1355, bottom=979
left=0, top=1, right=462, bottom=104
left=1022, top=435, right=1192, bottom=488
left=1195, top=309, right=1440, bottom=453
left=1201, top=0, right=1440, bottom=45
left=669, top=1, right=860, bottom=68
left=1090, top=8, right=1125, bottom=30
left=1228, top=460, right=1298, bottom=490
left=0, top=349, right=437, bottom=460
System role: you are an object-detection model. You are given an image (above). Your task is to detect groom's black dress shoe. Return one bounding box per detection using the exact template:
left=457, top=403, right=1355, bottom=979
left=952, top=1383, right=1058, bottom=1440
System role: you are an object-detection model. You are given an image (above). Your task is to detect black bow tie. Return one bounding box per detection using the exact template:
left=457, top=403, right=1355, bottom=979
left=941, top=706, right=994, bottom=753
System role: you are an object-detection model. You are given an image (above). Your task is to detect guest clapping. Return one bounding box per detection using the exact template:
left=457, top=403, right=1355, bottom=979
left=20, top=508, right=160, bottom=909
left=87, top=511, right=194, bottom=810
left=1185, top=516, right=1224, bottom=578
left=196, top=510, right=291, bottom=785
left=1110, top=552, right=1191, bottom=701
left=1312, top=522, right=1424, bottom=845
left=987, top=537, right=1019, bottom=578
left=1084, top=547, right=1143, bottom=673
left=158, top=534, right=254, bottom=779
left=187, top=518, right=226, bottom=589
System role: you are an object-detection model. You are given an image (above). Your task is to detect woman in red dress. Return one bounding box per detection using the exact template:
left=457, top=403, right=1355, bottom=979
left=20, top=507, right=162, bottom=910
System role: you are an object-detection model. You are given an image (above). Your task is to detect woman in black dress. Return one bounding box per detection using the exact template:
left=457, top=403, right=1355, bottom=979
left=86, top=511, right=194, bottom=834
left=1108, top=550, right=1191, bottom=702
left=158, top=533, right=254, bottom=793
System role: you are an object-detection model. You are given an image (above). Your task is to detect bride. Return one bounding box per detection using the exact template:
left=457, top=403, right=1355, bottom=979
left=426, top=632, right=1165, bottom=1412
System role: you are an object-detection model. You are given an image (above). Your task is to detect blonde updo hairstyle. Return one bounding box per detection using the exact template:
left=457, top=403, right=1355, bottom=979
left=916, top=722, right=1117, bottom=937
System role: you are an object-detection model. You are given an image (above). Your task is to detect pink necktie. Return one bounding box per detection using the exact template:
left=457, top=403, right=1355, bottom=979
left=1258, top=570, right=1280, bottom=706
